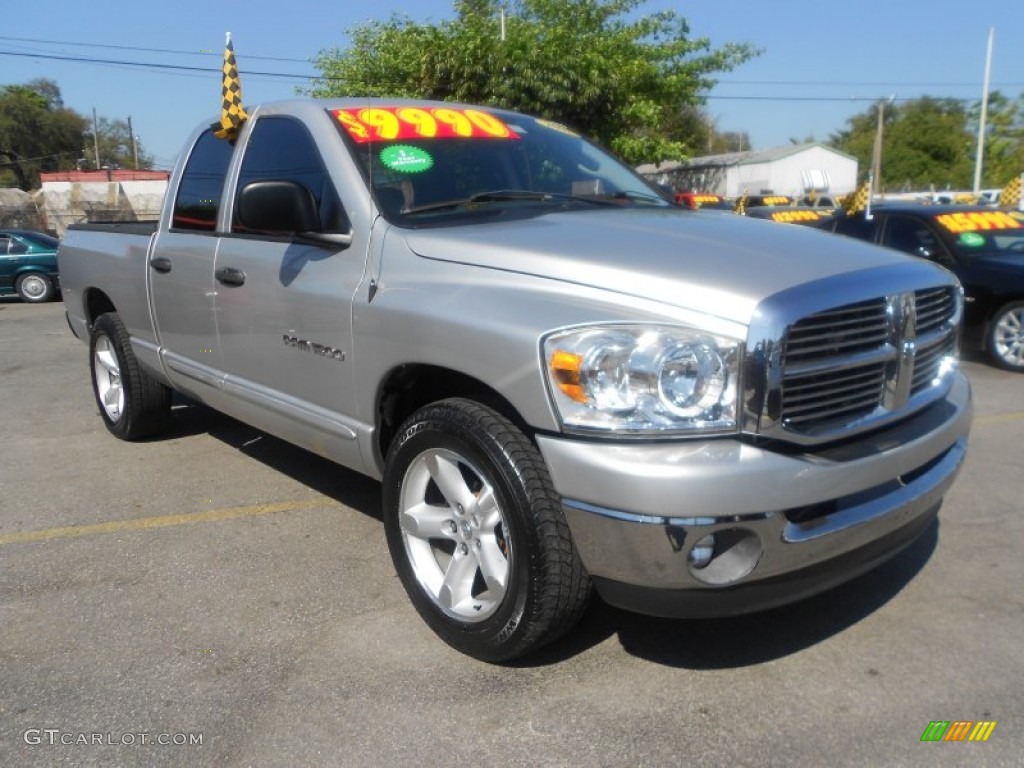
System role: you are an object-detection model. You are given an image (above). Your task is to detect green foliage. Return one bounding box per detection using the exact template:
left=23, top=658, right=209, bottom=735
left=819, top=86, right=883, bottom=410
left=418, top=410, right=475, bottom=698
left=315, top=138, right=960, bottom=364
left=0, top=79, right=86, bottom=190
left=310, top=0, right=757, bottom=164
left=970, top=91, right=1024, bottom=188
left=87, top=117, right=154, bottom=172
left=831, top=94, right=1024, bottom=192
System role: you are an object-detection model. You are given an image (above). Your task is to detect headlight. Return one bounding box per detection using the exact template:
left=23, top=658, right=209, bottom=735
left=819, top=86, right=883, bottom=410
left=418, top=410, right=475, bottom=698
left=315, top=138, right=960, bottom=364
left=543, top=325, right=741, bottom=436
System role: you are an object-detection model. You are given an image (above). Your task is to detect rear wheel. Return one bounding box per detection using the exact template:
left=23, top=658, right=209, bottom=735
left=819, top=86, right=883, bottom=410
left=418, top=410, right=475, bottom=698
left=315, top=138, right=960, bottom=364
left=90, top=313, right=172, bottom=439
left=15, top=272, right=54, bottom=303
left=383, top=398, right=590, bottom=662
left=987, top=301, right=1024, bottom=372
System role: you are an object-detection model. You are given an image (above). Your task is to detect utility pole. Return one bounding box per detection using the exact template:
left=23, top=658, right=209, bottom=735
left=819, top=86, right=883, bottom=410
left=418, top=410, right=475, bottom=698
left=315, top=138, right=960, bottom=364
left=127, top=115, right=139, bottom=169
left=870, top=95, right=895, bottom=199
left=92, top=107, right=101, bottom=169
left=973, top=28, right=994, bottom=194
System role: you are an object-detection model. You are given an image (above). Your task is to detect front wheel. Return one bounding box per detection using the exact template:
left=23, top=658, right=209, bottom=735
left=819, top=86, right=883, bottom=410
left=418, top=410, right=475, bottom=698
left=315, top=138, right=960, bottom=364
left=987, top=301, right=1024, bottom=372
left=15, top=272, right=54, bottom=303
left=383, top=398, right=590, bottom=662
left=90, top=313, right=172, bottom=439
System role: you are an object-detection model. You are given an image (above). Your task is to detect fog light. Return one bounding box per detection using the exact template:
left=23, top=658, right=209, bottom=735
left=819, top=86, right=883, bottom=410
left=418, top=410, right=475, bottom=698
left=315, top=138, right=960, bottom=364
left=687, top=528, right=763, bottom=585
left=688, top=534, right=716, bottom=569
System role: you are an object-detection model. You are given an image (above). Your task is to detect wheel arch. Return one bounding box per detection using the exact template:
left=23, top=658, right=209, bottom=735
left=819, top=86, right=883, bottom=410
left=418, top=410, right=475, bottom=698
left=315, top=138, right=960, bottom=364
left=375, top=364, right=533, bottom=466
left=84, top=288, right=118, bottom=329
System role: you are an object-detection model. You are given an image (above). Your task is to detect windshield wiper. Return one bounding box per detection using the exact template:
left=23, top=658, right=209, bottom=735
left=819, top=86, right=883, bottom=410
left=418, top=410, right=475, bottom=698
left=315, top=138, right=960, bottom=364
left=401, top=189, right=619, bottom=215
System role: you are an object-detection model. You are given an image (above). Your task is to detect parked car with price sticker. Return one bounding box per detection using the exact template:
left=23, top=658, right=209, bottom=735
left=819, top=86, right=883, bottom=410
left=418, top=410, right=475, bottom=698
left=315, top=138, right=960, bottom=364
left=58, top=99, right=971, bottom=661
left=674, top=192, right=733, bottom=210
left=745, top=207, right=836, bottom=227
left=818, top=204, right=1024, bottom=371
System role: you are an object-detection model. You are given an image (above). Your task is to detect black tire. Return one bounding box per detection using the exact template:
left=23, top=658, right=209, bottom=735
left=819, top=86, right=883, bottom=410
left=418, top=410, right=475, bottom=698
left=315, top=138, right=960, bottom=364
left=986, top=300, right=1024, bottom=372
left=383, top=398, right=591, bottom=662
left=15, top=272, right=54, bottom=303
left=89, top=313, right=172, bottom=439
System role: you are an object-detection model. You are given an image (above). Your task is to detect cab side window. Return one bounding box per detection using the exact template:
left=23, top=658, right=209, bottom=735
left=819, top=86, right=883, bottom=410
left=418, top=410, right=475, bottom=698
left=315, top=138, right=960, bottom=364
left=171, top=130, right=235, bottom=231
left=232, top=117, right=348, bottom=234
left=832, top=215, right=876, bottom=242
left=883, top=215, right=942, bottom=259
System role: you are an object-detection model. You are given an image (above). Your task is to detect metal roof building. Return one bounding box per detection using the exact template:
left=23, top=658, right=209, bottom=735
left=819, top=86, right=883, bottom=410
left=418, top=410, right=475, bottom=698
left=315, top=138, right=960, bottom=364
left=638, top=143, right=858, bottom=198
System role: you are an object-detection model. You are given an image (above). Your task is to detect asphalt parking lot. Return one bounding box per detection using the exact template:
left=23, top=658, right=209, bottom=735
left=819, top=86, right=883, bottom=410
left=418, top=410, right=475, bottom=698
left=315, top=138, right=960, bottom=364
left=1, top=298, right=1021, bottom=767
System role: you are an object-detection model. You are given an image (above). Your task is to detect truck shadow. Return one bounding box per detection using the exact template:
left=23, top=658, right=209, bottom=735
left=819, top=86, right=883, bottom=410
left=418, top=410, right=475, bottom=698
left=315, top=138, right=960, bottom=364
left=165, top=396, right=383, bottom=520
left=164, top=397, right=939, bottom=670
left=528, top=519, right=938, bottom=669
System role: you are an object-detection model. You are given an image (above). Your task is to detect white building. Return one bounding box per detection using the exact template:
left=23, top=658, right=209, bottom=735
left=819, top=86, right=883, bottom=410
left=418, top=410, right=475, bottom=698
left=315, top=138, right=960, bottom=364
left=638, top=143, right=858, bottom=198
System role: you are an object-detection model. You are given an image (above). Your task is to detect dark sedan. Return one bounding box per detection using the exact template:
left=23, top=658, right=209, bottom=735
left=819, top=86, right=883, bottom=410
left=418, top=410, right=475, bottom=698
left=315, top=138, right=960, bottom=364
left=0, top=230, right=60, bottom=302
left=818, top=204, right=1024, bottom=370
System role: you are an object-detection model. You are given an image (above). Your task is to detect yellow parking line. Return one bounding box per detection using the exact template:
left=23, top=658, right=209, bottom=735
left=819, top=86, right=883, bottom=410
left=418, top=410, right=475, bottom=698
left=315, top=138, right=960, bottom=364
left=2, top=411, right=1020, bottom=548
left=974, top=411, right=1024, bottom=427
left=0, top=497, right=331, bottom=547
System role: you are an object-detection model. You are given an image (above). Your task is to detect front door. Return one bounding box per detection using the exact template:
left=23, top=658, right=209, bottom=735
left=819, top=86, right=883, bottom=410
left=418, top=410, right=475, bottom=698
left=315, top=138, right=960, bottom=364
left=212, top=115, right=368, bottom=467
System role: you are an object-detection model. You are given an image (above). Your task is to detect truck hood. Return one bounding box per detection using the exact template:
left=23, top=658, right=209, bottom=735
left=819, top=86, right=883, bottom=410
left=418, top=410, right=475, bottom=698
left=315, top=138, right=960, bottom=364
left=403, top=208, right=924, bottom=325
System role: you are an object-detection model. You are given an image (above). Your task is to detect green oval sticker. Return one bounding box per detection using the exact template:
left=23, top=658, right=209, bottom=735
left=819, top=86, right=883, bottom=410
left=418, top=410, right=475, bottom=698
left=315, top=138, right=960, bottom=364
left=380, top=145, right=433, bottom=174
left=959, top=232, right=986, bottom=247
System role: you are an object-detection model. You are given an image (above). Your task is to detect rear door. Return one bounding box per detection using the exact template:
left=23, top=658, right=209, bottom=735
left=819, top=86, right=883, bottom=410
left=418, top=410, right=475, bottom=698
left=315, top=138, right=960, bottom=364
left=149, top=129, right=235, bottom=398
left=212, top=115, right=368, bottom=466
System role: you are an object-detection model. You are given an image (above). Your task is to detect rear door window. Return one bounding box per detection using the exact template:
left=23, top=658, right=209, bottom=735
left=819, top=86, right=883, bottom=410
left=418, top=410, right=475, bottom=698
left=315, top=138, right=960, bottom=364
left=171, top=130, right=235, bottom=231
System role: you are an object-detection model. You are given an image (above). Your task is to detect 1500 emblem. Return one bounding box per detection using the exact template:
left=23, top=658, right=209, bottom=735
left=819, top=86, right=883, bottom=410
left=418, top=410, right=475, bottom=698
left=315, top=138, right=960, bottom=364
left=282, top=334, right=345, bottom=361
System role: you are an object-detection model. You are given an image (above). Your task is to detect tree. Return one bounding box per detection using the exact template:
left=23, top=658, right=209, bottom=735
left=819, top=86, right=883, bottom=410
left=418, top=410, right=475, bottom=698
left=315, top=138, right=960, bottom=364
left=310, top=0, right=757, bottom=164
left=0, top=79, right=86, bottom=190
left=969, top=91, right=1024, bottom=188
left=831, top=97, right=975, bottom=191
left=86, top=117, right=154, bottom=171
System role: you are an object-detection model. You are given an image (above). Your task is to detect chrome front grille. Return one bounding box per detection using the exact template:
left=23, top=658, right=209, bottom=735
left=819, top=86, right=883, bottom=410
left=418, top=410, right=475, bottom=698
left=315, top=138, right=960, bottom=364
left=776, top=286, right=959, bottom=438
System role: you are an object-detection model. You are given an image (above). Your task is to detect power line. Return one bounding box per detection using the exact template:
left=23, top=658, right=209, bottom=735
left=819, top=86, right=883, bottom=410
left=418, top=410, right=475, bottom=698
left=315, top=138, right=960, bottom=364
left=0, top=49, right=316, bottom=81
left=716, top=78, right=1024, bottom=88
left=706, top=95, right=974, bottom=103
left=0, top=34, right=313, bottom=64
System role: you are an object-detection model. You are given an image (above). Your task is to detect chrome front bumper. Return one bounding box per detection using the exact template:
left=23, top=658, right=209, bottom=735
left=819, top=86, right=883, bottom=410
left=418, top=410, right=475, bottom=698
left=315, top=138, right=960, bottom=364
left=536, top=372, right=972, bottom=618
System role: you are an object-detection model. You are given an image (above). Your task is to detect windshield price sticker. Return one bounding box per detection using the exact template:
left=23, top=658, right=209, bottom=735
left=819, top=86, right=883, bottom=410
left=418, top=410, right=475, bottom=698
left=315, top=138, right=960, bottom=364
left=935, top=210, right=1023, bottom=233
left=761, top=196, right=791, bottom=206
left=693, top=195, right=722, bottom=204
left=333, top=107, right=519, bottom=143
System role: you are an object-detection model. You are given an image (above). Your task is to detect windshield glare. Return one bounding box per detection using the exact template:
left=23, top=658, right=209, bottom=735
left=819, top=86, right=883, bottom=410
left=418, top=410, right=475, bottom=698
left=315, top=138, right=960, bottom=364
left=332, top=107, right=669, bottom=225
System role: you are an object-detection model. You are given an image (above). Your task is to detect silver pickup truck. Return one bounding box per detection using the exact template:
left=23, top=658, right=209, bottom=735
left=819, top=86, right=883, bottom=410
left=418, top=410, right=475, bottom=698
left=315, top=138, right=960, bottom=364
left=59, top=98, right=972, bottom=661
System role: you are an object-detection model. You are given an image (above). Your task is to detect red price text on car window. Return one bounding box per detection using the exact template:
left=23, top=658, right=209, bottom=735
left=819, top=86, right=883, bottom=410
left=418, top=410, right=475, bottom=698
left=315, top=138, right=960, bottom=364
left=935, top=211, right=1023, bottom=233
left=332, top=108, right=518, bottom=143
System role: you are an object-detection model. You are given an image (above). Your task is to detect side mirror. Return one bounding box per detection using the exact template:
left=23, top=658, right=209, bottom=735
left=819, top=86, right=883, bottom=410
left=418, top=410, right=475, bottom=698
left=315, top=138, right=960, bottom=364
left=238, top=180, right=352, bottom=248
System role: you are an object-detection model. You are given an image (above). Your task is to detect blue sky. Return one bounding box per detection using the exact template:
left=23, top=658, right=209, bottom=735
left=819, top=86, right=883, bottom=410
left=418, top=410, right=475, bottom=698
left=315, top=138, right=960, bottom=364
left=3, top=1, right=1022, bottom=170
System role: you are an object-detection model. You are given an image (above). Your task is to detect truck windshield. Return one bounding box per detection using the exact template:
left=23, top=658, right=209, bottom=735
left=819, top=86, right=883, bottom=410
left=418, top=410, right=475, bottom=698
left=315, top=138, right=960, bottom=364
left=330, top=106, right=670, bottom=226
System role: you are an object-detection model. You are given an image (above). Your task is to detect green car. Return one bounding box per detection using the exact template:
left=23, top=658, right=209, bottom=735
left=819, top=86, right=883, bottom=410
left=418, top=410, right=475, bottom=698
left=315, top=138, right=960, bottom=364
left=0, top=229, right=60, bottom=302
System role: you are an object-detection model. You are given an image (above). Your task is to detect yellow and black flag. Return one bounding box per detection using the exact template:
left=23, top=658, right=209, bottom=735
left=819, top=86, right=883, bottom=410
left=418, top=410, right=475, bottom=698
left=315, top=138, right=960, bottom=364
left=844, top=179, right=872, bottom=216
left=213, top=33, right=248, bottom=141
left=734, top=190, right=748, bottom=215
left=1001, top=174, right=1022, bottom=210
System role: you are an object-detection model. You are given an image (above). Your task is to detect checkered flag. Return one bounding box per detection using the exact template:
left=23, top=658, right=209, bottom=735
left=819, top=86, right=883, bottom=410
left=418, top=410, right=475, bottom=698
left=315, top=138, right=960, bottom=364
left=734, top=190, right=748, bottom=215
left=844, top=180, right=871, bottom=215
left=1001, top=174, right=1022, bottom=210
left=213, top=33, right=248, bottom=141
